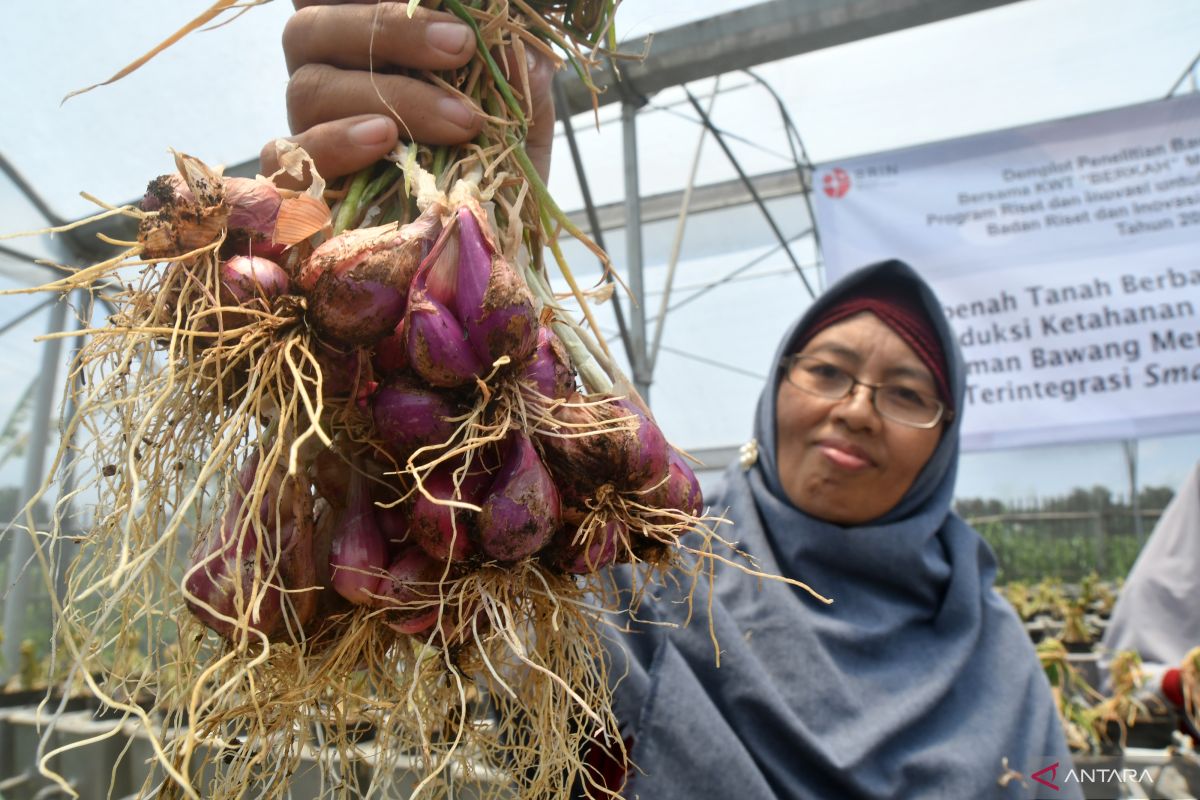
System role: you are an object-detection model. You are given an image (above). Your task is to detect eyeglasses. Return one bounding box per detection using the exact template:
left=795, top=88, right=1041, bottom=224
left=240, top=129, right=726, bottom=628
left=781, top=354, right=952, bottom=429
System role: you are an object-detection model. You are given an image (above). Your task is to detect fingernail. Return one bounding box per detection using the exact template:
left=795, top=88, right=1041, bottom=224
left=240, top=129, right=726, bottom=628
left=426, top=22, right=472, bottom=56
left=348, top=117, right=394, bottom=147
left=437, top=97, right=476, bottom=130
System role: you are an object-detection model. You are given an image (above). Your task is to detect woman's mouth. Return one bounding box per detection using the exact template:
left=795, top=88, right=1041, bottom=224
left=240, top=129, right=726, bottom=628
left=816, top=440, right=873, bottom=472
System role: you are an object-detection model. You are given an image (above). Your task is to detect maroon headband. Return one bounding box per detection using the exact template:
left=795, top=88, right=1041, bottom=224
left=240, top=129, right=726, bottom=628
left=796, top=292, right=952, bottom=408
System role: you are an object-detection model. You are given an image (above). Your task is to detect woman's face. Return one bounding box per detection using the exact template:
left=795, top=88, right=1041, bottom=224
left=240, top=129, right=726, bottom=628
left=775, top=312, right=944, bottom=524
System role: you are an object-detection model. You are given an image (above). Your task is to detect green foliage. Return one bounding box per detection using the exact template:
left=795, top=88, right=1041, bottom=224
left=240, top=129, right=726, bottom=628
left=956, top=484, right=1174, bottom=584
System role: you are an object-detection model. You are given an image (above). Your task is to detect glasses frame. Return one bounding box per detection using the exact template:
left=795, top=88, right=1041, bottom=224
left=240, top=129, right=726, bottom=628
left=781, top=354, right=953, bottom=429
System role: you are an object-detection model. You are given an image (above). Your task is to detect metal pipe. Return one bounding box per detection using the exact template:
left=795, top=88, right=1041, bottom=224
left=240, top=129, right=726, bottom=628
left=1124, top=439, right=1145, bottom=547
left=649, top=79, right=719, bottom=373
left=552, top=76, right=635, bottom=369
left=621, top=100, right=651, bottom=400
left=1, top=297, right=68, bottom=681
left=683, top=88, right=817, bottom=299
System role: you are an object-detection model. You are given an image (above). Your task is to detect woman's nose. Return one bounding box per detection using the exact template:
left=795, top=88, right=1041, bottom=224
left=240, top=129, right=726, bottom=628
left=832, top=383, right=882, bottom=429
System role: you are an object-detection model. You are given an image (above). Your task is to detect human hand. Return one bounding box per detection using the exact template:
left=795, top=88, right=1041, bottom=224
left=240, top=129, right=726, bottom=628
left=260, top=1, right=555, bottom=184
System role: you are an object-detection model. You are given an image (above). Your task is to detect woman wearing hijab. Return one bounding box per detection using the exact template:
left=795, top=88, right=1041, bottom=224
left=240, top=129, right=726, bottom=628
left=601, top=260, right=1078, bottom=798
left=1101, top=461, right=1200, bottom=740
left=271, top=7, right=1077, bottom=796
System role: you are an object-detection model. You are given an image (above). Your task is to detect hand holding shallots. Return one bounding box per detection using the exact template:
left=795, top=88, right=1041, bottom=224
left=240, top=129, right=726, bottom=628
left=264, top=0, right=556, bottom=183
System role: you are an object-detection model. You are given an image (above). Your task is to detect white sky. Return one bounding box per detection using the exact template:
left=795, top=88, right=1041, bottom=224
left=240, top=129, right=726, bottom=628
left=1, top=0, right=1198, bottom=499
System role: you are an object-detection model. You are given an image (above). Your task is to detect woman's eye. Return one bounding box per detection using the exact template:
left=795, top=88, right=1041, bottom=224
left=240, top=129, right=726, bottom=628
left=886, top=386, right=930, bottom=408
left=805, top=363, right=842, bottom=380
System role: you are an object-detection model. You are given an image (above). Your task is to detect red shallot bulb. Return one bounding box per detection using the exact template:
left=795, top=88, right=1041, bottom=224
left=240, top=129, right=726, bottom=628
left=452, top=201, right=538, bottom=366
left=216, top=255, right=288, bottom=330
left=408, top=457, right=496, bottom=562
left=476, top=432, right=560, bottom=563
left=372, top=319, right=409, bottom=374
left=184, top=454, right=282, bottom=640
left=558, top=518, right=625, bottom=574
left=301, top=207, right=440, bottom=345
left=538, top=395, right=671, bottom=495
left=520, top=326, right=575, bottom=399
left=375, top=546, right=443, bottom=635
left=643, top=449, right=704, bottom=517
left=405, top=270, right=484, bottom=388
left=370, top=376, right=461, bottom=461
left=329, top=470, right=389, bottom=605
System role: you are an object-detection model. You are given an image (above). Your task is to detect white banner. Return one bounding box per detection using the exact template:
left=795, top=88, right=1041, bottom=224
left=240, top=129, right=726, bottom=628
left=812, top=94, right=1200, bottom=451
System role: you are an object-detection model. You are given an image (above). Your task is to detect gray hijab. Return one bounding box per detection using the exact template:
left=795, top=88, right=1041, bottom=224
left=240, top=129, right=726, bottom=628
left=611, top=260, right=1077, bottom=799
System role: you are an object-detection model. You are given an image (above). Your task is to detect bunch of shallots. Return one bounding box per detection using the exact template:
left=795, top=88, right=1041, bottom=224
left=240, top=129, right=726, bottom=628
left=154, top=159, right=705, bottom=651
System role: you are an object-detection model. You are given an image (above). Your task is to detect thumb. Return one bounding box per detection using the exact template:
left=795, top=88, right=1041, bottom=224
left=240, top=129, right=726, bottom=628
left=259, top=115, right=399, bottom=185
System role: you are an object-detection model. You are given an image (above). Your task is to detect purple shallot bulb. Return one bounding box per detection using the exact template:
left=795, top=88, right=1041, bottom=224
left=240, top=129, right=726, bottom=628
left=476, top=432, right=560, bottom=563
left=405, top=268, right=484, bottom=388
left=216, top=254, right=288, bottom=330
left=520, top=326, right=575, bottom=399
left=408, top=458, right=496, bottom=562
left=370, top=376, right=460, bottom=461
left=452, top=202, right=538, bottom=366
left=329, top=469, right=389, bottom=605
left=376, top=547, right=443, bottom=635
left=643, top=449, right=704, bottom=516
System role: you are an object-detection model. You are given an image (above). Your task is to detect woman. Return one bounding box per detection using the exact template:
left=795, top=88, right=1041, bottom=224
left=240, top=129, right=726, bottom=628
left=603, top=261, right=1079, bottom=798
left=271, top=5, right=1078, bottom=796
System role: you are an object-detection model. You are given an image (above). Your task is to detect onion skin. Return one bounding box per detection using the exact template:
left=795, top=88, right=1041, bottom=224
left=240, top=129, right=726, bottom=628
left=302, top=210, right=440, bottom=345
left=375, top=547, right=443, bottom=634
left=477, top=433, right=560, bottom=563
left=405, top=286, right=484, bottom=388
left=408, top=460, right=495, bottom=562
left=642, top=449, right=704, bottom=517
left=521, top=326, right=575, bottom=399
left=538, top=395, right=671, bottom=494
left=216, top=255, right=288, bottom=330
left=452, top=203, right=538, bottom=366
left=373, top=319, right=409, bottom=374
left=370, top=376, right=460, bottom=460
left=612, top=398, right=671, bottom=491
left=329, top=471, right=389, bottom=605
left=310, top=270, right=406, bottom=346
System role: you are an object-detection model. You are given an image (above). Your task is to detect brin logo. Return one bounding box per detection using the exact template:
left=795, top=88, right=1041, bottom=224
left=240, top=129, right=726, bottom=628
left=1031, top=762, right=1060, bottom=791
left=822, top=167, right=851, bottom=199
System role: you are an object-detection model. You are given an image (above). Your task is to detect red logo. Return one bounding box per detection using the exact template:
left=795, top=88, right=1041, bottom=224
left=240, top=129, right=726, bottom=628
left=1032, top=762, right=1060, bottom=791
left=822, top=167, right=851, bottom=199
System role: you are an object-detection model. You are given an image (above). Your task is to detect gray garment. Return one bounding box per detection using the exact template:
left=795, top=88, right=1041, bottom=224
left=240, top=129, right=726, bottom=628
left=609, top=260, right=1078, bottom=799
left=1102, top=460, right=1200, bottom=674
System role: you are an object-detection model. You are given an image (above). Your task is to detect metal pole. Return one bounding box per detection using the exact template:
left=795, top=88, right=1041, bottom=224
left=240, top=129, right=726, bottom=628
left=552, top=77, right=636, bottom=369
left=649, top=78, right=719, bottom=374
left=1123, top=439, right=1145, bottom=548
left=2, top=298, right=68, bottom=681
left=621, top=100, right=651, bottom=400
